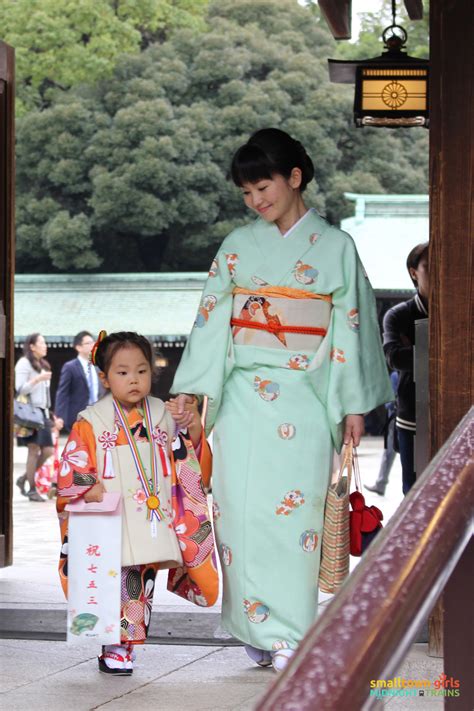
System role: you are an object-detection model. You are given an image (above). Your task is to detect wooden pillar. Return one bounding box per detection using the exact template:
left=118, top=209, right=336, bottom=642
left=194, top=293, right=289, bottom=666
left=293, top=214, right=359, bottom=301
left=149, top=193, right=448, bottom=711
left=0, top=41, right=15, bottom=567
left=428, top=0, right=474, bottom=657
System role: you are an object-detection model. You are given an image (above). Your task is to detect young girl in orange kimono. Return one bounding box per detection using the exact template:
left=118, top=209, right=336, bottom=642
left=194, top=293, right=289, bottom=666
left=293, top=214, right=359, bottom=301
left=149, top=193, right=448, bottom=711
left=57, top=331, right=217, bottom=675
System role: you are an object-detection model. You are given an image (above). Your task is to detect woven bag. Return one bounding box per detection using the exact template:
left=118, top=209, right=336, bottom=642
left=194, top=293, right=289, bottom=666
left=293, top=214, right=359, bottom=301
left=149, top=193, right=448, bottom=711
left=319, top=442, right=353, bottom=594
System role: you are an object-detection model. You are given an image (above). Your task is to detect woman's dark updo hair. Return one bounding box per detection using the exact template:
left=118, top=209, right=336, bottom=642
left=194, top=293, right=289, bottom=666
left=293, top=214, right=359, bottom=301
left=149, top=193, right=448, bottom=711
left=94, top=332, right=154, bottom=375
left=230, top=128, right=314, bottom=192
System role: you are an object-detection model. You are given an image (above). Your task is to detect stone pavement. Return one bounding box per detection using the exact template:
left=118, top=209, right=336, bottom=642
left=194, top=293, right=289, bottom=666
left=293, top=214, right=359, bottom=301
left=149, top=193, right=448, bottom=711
left=0, top=437, right=446, bottom=709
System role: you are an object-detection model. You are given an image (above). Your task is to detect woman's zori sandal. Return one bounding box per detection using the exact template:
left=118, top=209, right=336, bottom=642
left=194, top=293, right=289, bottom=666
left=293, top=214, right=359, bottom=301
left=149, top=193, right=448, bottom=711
left=98, top=643, right=135, bottom=675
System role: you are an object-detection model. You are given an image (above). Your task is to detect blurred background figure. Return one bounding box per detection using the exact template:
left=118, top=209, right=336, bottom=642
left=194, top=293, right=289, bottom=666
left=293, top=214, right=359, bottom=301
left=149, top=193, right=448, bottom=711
left=365, top=370, right=399, bottom=496
left=54, top=330, right=104, bottom=432
left=15, top=333, right=63, bottom=502
left=382, top=243, right=429, bottom=495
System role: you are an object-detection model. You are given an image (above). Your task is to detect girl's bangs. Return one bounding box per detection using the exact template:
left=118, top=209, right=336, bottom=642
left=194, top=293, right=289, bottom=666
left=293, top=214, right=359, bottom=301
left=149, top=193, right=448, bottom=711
left=230, top=145, right=275, bottom=187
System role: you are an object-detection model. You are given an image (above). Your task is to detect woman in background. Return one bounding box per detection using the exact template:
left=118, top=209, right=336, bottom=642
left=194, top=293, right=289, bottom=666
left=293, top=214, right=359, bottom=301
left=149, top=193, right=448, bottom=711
left=15, top=333, right=63, bottom=502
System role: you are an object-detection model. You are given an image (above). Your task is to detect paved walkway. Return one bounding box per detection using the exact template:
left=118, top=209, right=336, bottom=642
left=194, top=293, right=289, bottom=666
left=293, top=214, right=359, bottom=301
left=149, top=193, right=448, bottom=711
left=0, top=437, right=446, bottom=709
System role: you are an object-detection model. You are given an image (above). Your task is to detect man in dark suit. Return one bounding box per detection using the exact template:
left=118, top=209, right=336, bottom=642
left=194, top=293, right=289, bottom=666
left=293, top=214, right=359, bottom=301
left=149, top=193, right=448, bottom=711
left=54, top=331, right=105, bottom=431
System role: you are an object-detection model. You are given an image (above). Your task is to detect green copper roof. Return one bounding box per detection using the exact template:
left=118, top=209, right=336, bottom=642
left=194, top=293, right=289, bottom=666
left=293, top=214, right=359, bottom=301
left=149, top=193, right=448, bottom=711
left=14, top=273, right=207, bottom=342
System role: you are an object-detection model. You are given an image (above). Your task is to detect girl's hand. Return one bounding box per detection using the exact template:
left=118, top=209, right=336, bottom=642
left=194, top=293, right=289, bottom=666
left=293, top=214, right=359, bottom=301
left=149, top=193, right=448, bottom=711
left=343, top=414, right=365, bottom=447
left=166, top=395, right=202, bottom=449
left=166, top=394, right=197, bottom=429
left=84, top=481, right=106, bottom=503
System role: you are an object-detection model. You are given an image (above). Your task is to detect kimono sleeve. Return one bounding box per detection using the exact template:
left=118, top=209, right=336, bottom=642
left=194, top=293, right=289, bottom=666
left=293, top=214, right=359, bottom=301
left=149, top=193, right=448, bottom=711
left=56, top=419, right=99, bottom=499
left=323, top=236, right=393, bottom=450
left=171, top=242, right=235, bottom=433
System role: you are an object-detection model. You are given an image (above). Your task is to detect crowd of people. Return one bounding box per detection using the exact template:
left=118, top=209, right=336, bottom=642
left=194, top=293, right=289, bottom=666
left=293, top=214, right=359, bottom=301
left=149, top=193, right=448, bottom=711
left=13, top=128, right=428, bottom=676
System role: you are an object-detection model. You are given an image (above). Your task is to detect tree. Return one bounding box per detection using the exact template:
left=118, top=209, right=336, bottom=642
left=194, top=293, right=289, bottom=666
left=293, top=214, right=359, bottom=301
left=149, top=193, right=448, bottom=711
left=16, top=0, right=428, bottom=273
left=0, top=0, right=208, bottom=115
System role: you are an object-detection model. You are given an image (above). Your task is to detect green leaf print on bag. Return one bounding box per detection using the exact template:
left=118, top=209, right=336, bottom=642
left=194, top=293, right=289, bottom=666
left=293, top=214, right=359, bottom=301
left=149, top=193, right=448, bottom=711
left=195, top=295, right=217, bottom=328
left=299, top=529, right=319, bottom=552
left=276, top=490, right=305, bottom=516
left=243, top=599, right=270, bottom=623
left=70, top=612, right=99, bottom=635
left=254, top=376, right=280, bottom=401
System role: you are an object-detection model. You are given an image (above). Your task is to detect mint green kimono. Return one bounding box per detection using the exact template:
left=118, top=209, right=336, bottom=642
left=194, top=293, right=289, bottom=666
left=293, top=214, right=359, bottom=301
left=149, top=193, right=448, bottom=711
left=172, top=209, right=392, bottom=652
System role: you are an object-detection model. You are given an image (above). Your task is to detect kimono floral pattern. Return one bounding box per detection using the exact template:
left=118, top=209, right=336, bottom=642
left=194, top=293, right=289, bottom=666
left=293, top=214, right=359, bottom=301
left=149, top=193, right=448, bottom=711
left=225, top=253, right=239, bottom=277
left=293, top=260, right=318, bottom=285
left=58, top=436, right=95, bottom=492
left=276, top=490, right=305, bottom=516
left=330, top=347, right=346, bottom=363
left=254, top=376, right=280, bottom=401
left=347, top=308, right=360, bottom=333
left=195, top=295, right=217, bottom=328
left=244, top=599, right=270, bottom=624
left=167, top=432, right=218, bottom=606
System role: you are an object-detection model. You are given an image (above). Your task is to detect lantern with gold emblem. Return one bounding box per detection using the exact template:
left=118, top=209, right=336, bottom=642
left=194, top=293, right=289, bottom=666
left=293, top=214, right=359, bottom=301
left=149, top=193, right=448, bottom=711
left=328, top=6, right=429, bottom=128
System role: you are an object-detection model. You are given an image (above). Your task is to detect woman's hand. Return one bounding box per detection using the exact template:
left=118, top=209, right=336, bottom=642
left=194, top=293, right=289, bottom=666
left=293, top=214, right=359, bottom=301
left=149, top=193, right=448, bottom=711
left=84, top=481, right=106, bottom=503
left=53, top=415, right=64, bottom=431
left=33, top=371, right=52, bottom=385
left=166, top=394, right=196, bottom=429
left=343, top=414, right=365, bottom=447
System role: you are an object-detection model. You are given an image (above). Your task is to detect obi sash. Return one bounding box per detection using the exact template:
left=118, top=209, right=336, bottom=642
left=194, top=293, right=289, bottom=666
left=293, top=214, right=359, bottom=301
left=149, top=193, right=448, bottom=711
left=231, top=287, right=332, bottom=351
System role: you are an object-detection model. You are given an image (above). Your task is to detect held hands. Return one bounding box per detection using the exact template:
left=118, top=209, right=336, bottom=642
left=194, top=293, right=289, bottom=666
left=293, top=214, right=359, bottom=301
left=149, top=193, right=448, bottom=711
left=166, top=394, right=202, bottom=448
left=84, top=481, right=106, bottom=503
left=343, top=414, right=365, bottom=447
left=166, top=394, right=198, bottom=430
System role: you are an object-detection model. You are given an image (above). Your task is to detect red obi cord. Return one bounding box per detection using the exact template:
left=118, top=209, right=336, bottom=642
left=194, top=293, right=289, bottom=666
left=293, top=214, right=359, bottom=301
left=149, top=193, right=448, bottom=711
left=230, top=318, right=327, bottom=337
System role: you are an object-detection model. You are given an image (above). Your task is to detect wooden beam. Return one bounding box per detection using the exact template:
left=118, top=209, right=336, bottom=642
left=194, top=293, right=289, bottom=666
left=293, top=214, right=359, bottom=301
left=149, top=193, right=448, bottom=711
left=403, top=0, right=424, bottom=20
left=318, top=0, right=352, bottom=40
left=429, top=0, right=474, bottom=452
left=0, top=41, right=15, bottom=568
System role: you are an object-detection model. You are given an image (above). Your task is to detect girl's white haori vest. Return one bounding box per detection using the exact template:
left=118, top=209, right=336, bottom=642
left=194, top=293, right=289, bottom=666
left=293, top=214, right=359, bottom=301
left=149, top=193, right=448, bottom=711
left=79, top=393, right=183, bottom=568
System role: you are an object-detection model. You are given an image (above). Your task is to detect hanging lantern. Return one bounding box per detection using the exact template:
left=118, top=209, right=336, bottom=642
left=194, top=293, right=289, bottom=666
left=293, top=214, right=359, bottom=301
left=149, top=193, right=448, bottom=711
left=328, top=3, right=429, bottom=128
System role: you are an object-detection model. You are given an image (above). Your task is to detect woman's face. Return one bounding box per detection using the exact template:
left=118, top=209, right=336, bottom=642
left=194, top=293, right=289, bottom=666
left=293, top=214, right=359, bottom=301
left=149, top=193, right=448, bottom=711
left=30, top=335, right=47, bottom=359
left=241, top=170, right=302, bottom=224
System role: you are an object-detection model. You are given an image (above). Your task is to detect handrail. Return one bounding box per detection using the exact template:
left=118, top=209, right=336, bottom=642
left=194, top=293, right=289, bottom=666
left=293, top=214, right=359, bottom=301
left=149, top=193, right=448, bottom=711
left=256, top=407, right=474, bottom=711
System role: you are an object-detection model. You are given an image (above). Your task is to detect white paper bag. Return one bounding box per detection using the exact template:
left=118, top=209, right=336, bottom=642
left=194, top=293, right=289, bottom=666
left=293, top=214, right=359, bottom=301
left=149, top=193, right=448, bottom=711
left=65, top=493, right=122, bottom=646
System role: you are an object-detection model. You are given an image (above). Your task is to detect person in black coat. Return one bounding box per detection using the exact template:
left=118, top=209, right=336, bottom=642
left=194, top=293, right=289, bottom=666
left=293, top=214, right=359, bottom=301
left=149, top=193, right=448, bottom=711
left=382, top=243, right=429, bottom=495
left=54, top=331, right=105, bottom=431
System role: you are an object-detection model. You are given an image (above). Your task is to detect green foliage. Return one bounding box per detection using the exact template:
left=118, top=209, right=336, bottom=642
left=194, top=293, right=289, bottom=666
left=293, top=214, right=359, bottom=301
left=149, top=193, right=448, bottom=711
left=334, top=2, right=429, bottom=60
left=0, top=0, right=208, bottom=114
left=16, top=0, right=428, bottom=273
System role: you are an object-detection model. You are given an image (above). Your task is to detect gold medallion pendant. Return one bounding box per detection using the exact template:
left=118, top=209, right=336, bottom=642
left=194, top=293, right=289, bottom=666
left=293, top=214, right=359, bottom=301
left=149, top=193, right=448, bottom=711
left=146, top=494, right=160, bottom=511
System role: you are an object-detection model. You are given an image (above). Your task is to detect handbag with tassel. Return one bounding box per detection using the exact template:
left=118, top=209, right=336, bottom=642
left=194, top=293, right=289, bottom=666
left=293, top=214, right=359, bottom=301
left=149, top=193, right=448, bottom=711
left=349, top=448, right=383, bottom=556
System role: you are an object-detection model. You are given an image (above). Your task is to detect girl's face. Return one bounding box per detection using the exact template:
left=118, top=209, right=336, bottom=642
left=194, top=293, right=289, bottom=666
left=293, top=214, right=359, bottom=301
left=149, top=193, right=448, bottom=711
left=241, top=169, right=302, bottom=224
left=30, top=335, right=47, bottom=360
left=100, top=345, right=152, bottom=409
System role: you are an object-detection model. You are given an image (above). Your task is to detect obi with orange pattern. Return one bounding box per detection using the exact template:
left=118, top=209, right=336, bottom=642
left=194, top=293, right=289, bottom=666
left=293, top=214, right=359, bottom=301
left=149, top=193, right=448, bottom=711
left=231, top=286, right=332, bottom=351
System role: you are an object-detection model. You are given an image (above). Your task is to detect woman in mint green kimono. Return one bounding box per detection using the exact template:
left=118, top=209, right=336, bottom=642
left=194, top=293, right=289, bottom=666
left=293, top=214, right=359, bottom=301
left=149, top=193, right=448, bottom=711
left=171, top=129, right=393, bottom=672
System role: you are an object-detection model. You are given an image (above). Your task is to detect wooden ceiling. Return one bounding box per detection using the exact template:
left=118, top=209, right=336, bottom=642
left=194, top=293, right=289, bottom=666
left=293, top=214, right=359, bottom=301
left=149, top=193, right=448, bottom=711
left=318, top=0, right=424, bottom=40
